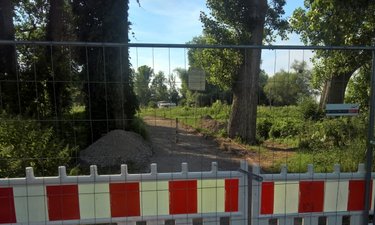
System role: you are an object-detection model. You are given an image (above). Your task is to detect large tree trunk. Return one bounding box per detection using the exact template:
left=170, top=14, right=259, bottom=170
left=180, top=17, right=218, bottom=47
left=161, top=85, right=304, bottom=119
left=71, top=0, right=138, bottom=142
left=319, top=71, right=355, bottom=108
left=227, top=0, right=267, bottom=144
left=0, top=0, right=17, bottom=113
left=46, top=0, right=67, bottom=121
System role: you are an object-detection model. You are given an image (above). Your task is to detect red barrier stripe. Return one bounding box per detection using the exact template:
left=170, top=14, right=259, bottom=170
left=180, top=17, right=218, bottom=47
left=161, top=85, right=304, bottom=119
left=225, top=179, right=239, bottom=212
left=110, top=182, right=140, bottom=217
left=0, top=187, right=16, bottom=224
left=47, top=185, right=80, bottom=221
left=169, top=180, right=197, bottom=214
left=298, top=181, right=324, bottom=213
left=348, top=180, right=372, bottom=211
left=261, top=182, right=274, bottom=214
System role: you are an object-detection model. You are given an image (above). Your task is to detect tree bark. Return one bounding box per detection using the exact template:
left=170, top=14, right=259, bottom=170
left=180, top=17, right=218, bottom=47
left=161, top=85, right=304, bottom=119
left=0, top=0, right=17, bottom=113
left=227, top=0, right=267, bottom=144
left=46, top=0, right=66, bottom=120
left=319, top=70, right=355, bottom=108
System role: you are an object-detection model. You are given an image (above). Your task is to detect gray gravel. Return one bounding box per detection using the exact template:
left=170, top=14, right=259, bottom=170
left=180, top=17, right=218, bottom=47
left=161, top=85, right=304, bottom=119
left=80, top=130, right=152, bottom=171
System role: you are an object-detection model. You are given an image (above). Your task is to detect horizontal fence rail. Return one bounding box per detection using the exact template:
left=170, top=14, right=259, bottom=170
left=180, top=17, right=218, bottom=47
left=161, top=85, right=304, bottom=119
left=1, top=40, right=375, bottom=50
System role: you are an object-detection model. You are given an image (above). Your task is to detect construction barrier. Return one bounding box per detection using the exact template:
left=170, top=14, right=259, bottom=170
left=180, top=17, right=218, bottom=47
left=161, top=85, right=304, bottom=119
left=2, top=161, right=375, bottom=225
left=0, top=162, right=248, bottom=225
left=251, top=164, right=374, bottom=225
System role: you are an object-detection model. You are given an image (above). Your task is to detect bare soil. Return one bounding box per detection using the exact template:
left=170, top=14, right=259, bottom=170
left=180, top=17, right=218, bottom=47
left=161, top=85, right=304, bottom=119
left=143, top=116, right=294, bottom=173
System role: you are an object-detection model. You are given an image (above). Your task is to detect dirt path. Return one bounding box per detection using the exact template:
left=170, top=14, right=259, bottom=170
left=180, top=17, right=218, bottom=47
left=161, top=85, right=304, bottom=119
left=143, top=116, right=243, bottom=172
left=143, top=116, right=295, bottom=173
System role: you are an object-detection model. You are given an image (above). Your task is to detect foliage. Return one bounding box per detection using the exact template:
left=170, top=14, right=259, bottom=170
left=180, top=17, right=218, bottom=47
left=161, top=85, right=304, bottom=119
left=150, top=71, right=169, bottom=102
left=134, top=65, right=153, bottom=106
left=258, top=70, right=269, bottom=105
left=198, top=0, right=288, bottom=144
left=0, top=113, right=76, bottom=177
left=167, top=73, right=180, bottom=104
left=298, top=96, right=323, bottom=120
left=346, top=64, right=371, bottom=110
left=299, top=117, right=366, bottom=150
left=264, top=61, right=312, bottom=106
left=129, top=116, right=149, bottom=141
left=291, top=1, right=375, bottom=104
left=278, top=140, right=366, bottom=173
left=256, top=118, right=272, bottom=140
left=210, top=100, right=230, bottom=120
left=71, top=0, right=138, bottom=142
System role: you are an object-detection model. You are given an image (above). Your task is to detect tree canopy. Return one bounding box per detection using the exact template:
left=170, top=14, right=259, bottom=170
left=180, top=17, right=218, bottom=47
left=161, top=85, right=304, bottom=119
left=291, top=0, right=375, bottom=105
left=264, top=61, right=312, bottom=106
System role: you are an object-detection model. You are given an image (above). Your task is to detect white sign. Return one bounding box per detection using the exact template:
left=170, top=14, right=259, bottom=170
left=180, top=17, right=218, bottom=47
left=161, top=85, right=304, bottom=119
left=188, top=68, right=206, bottom=91
left=325, top=104, right=359, bottom=116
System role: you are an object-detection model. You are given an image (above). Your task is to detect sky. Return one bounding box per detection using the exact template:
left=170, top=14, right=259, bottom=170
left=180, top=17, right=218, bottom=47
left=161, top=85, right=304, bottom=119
left=128, top=0, right=313, bottom=77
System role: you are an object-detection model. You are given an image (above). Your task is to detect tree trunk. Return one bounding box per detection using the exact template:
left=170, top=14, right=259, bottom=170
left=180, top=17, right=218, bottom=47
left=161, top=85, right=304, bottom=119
left=0, top=0, right=17, bottom=113
left=227, top=0, right=267, bottom=144
left=72, top=0, right=138, bottom=142
left=319, top=70, right=355, bottom=108
left=46, top=0, right=66, bottom=120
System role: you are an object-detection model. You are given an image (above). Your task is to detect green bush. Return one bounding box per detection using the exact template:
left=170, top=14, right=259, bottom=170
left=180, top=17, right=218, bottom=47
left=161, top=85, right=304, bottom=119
left=278, top=138, right=366, bottom=173
left=130, top=116, right=149, bottom=140
left=299, top=117, right=366, bottom=150
left=0, top=113, right=77, bottom=177
left=210, top=100, right=230, bottom=120
left=298, top=96, right=323, bottom=120
left=256, top=118, right=272, bottom=140
left=269, top=119, right=302, bottom=139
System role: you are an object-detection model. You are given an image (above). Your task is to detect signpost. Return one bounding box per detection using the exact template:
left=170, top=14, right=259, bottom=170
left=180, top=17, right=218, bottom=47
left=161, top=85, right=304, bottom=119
left=188, top=68, right=206, bottom=91
left=325, top=103, right=359, bottom=116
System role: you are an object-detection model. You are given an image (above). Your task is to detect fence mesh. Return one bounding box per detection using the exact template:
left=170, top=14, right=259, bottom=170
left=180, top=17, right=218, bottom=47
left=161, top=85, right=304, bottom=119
left=0, top=41, right=373, bottom=225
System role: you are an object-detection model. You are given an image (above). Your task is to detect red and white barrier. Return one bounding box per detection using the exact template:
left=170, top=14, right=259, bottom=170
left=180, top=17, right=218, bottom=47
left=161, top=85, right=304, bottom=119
left=0, top=162, right=248, bottom=225
left=252, top=164, right=375, bottom=225
left=3, top=161, right=374, bottom=225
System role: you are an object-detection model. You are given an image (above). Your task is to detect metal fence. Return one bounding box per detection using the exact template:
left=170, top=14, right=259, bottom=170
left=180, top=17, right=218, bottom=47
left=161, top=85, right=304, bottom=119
left=1, top=41, right=375, bottom=225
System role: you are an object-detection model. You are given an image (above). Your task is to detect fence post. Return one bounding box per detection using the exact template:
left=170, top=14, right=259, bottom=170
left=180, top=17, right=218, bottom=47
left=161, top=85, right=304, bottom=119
left=364, top=44, right=375, bottom=225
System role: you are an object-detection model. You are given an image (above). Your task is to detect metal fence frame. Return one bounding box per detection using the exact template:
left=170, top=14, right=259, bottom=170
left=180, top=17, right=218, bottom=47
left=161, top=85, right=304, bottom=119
left=1, top=40, right=375, bottom=225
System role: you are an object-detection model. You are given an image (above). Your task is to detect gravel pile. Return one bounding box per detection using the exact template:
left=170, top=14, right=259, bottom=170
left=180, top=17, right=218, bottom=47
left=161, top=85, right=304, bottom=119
left=80, top=130, right=152, bottom=170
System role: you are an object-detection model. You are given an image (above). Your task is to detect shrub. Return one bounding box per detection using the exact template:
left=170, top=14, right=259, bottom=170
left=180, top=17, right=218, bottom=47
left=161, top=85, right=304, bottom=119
left=0, top=113, right=77, bottom=177
left=130, top=116, right=149, bottom=140
left=269, top=119, right=302, bottom=139
left=299, top=117, right=366, bottom=150
left=209, top=100, right=230, bottom=120
left=298, top=96, right=323, bottom=120
left=256, top=118, right=272, bottom=140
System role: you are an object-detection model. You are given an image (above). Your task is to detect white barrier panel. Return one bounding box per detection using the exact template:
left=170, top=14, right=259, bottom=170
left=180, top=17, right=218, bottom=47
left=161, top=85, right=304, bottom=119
left=251, top=164, right=374, bottom=225
left=0, top=162, right=248, bottom=225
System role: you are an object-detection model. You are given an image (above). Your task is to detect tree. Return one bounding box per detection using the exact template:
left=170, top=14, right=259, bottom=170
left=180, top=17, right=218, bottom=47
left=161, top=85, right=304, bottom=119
left=175, top=68, right=189, bottom=101
left=346, top=64, right=371, bottom=110
left=0, top=0, right=17, bottom=113
left=291, top=1, right=375, bottom=107
left=71, top=0, right=138, bottom=142
left=167, top=73, right=179, bottom=104
left=264, top=61, right=312, bottom=106
left=258, top=70, right=269, bottom=105
left=199, top=0, right=288, bottom=143
left=134, top=65, right=153, bottom=106
left=45, top=0, right=74, bottom=121
left=187, top=36, right=233, bottom=106
left=150, top=72, right=168, bottom=102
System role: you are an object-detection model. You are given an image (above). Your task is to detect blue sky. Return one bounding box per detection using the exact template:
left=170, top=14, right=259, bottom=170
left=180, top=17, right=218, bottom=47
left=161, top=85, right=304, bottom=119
left=128, top=0, right=313, bottom=76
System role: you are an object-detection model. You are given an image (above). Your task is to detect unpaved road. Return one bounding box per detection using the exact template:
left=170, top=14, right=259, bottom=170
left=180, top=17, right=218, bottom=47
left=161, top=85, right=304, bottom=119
left=143, top=116, right=243, bottom=172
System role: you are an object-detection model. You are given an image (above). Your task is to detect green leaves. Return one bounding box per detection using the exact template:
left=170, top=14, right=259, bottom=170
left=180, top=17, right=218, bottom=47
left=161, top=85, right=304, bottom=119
left=291, top=0, right=375, bottom=93
left=0, top=113, right=77, bottom=177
